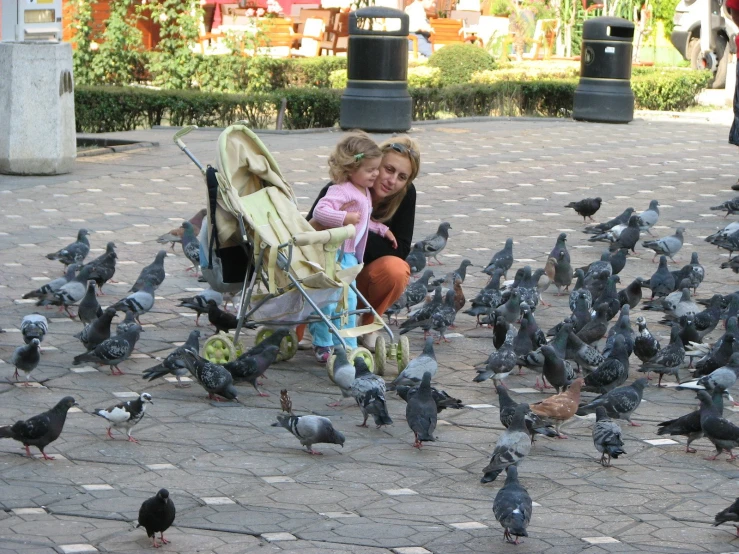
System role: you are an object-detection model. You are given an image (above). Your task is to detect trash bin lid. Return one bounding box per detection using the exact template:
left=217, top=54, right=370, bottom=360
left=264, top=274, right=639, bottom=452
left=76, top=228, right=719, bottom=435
left=582, top=16, right=635, bottom=41
left=349, top=6, right=409, bottom=36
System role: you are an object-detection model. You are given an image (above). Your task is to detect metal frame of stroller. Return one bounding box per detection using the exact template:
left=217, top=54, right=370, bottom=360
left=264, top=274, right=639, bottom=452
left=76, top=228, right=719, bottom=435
left=173, top=124, right=410, bottom=376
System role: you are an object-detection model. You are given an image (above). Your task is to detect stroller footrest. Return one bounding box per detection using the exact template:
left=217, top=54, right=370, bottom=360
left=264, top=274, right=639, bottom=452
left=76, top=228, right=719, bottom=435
left=338, top=322, right=386, bottom=339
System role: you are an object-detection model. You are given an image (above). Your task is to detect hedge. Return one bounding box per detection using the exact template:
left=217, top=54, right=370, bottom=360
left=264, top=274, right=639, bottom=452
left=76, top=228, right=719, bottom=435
left=74, top=69, right=713, bottom=132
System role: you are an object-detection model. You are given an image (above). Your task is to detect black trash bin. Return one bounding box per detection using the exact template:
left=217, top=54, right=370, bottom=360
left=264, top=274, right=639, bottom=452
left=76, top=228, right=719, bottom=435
left=572, top=17, right=635, bottom=124
left=340, top=6, right=412, bottom=132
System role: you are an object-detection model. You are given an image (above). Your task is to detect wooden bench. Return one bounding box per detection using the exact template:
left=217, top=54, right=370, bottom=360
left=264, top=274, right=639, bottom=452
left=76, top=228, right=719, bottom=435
left=429, top=18, right=482, bottom=50
left=320, top=10, right=349, bottom=56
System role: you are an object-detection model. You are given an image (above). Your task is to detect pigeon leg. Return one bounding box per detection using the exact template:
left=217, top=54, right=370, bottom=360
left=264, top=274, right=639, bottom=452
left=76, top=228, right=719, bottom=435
left=106, top=428, right=115, bottom=440
left=13, top=367, right=19, bottom=380
left=705, top=451, right=721, bottom=461
left=657, top=374, right=664, bottom=388
left=151, top=535, right=161, bottom=548
left=306, top=448, right=323, bottom=455
left=175, top=376, right=191, bottom=388
left=24, top=445, right=32, bottom=458
left=252, top=383, right=270, bottom=397
left=539, top=298, right=552, bottom=308
left=195, top=314, right=201, bottom=327
left=40, top=450, right=55, bottom=461
left=728, top=450, right=737, bottom=461
left=126, top=432, right=140, bottom=444
left=64, top=306, right=77, bottom=319
left=686, top=445, right=697, bottom=453
left=357, top=414, right=369, bottom=428
left=628, top=420, right=642, bottom=427
left=159, top=532, right=169, bottom=545
left=110, top=366, right=125, bottom=376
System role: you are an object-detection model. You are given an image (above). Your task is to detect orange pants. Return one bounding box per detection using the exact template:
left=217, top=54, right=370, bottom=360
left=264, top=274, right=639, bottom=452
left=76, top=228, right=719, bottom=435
left=296, top=255, right=410, bottom=341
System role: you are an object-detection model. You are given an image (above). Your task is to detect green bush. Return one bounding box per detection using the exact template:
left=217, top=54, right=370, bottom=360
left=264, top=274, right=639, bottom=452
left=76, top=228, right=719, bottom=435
left=328, top=66, right=442, bottom=89
left=428, top=44, right=497, bottom=86
left=632, top=69, right=713, bottom=111
left=329, top=69, right=347, bottom=89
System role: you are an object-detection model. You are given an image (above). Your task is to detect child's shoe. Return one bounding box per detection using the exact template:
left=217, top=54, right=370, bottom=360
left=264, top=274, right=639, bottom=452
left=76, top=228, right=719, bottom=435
left=313, top=345, right=333, bottom=364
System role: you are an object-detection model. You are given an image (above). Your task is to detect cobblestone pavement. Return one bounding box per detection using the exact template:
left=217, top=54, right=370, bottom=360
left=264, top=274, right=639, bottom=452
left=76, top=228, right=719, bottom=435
left=2, top=117, right=739, bottom=553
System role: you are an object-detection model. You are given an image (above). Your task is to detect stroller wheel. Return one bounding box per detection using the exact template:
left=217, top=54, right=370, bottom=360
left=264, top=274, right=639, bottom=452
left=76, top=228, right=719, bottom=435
left=327, top=346, right=376, bottom=383
left=255, top=327, right=299, bottom=361
left=201, top=332, right=237, bottom=364
left=397, top=336, right=410, bottom=372
left=373, top=336, right=386, bottom=376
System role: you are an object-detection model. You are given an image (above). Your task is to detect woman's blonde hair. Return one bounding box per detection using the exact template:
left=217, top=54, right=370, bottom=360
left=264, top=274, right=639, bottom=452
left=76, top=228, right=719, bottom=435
left=372, top=135, right=422, bottom=223
left=328, top=131, right=382, bottom=183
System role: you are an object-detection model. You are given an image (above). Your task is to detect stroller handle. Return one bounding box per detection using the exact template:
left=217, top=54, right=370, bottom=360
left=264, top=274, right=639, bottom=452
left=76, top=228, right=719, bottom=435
left=292, top=225, right=356, bottom=247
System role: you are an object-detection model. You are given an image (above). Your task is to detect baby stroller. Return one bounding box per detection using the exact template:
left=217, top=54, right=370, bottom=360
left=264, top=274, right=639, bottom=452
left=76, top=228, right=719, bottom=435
left=173, top=124, right=410, bottom=377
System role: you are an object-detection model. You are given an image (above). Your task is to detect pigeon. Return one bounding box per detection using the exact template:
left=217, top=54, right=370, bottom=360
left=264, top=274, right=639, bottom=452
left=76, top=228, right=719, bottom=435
left=20, top=314, right=48, bottom=345
left=496, top=385, right=558, bottom=439
left=243, top=327, right=291, bottom=360
left=417, top=222, right=451, bottom=265
left=686, top=253, right=705, bottom=291
left=484, top=238, right=514, bottom=277
left=583, top=335, right=630, bottom=394
left=157, top=207, right=207, bottom=249
left=609, top=214, right=641, bottom=253
left=634, top=316, right=661, bottom=366
left=178, top=289, right=224, bottom=326
left=481, top=403, right=532, bottom=483
left=72, top=324, right=142, bottom=376
left=576, top=378, right=648, bottom=426
left=569, top=269, right=592, bottom=312
left=638, top=199, right=660, bottom=234
left=618, top=279, right=643, bottom=309
left=566, top=329, right=605, bottom=372
left=581, top=251, right=612, bottom=282
left=222, top=345, right=280, bottom=397
left=77, top=282, right=103, bottom=325
left=130, top=250, right=167, bottom=292
left=706, top=221, right=739, bottom=249
left=179, top=351, right=240, bottom=402
left=110, top=282, right=155, bottom=324
left=181, top=221, right=202, bottom=274
left=592, top=406, right=626, bottom=467
left=46, top=229, right=91, bottom=267
left=584, top=269, right=610, bottom=301
left=327, top=346, right=355, bottom=406
left=576, top=303, right=609, bottom=345
left=646, top=288, right=698, bottom=323
left=493, top=466, right=532, bottom=545
left=203, top=299, right=240, bottom=334
left=539, top=345, right=571, bottom=393
left=350, top=358, right=392, bottom=428
left=642, top=226, right=685, bottom=263
left=604, top=304, right=634, bottom=358
left=464, top=270, right=504, bottom=324
left=93, top=392, right=153, bottom=443
left=396, top=385, right=464, bottom=413
left=45, top=265, right=93, bottom=318
left=658, top=389, right=724, bottom=453
left=565, top=197, right=602, bottom=222
left=594, top=274, right=621, bottom=321
left=609, top=248, right=628, bottom=275
left=583, top=207, right=634, bottom=234
left=430, top=289, right=457, bottom=342
left=137, top=489, right=176, bottom=548
left=81, top=241, right=117, bottom=293
left=495, top=289, right=521, bottom=326
left=0, top=396, right=78, bottom=460
left=406, top=372, right=437, bottom=448
left=721, top=256, right=739, bottom=274
left=22, top=264, right=79, bottom=301
left=405, top=270, right=435, bottom=309
left=678, top=353, right=739, bottom=395
left=588, top=223, right=627, bottom=245
left=431, top=259, right=472, bottom=288
left=530, top=377, right=584, bottom=438
left=75, top=306, right=117, bottom=351
left=406, top=242, right=427, bottom=274
left=399, top=287, right=442, bottom=337
left=388, top=337, right=437, bottom=389
left=698, top=389, right=739, bottom=460
left=10, top=339, right=41, bottom=385
left=474, top=330, right=517, bottom=385
left=563, top=291, right=592, bottom=336
left=710, top=197, right=739, bottom=217
left=116, top=309, right=138, bottom=335
left=551, top=251, right=573, bottom=295
left=549, top=232, right=570, bottom=264
left=272, top=414, right=345, bottom=455
left=648, top=256, right=676, bottom=299
left=714, top=498, right=739, bottom=537
left=693, top=334, right=737, bottom=378
left=142, top=329, right=201, bottom=387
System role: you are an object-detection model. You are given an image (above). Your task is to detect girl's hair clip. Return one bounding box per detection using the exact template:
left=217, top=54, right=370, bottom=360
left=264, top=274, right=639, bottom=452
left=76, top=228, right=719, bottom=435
left=354, top=153, right=365, bottom=161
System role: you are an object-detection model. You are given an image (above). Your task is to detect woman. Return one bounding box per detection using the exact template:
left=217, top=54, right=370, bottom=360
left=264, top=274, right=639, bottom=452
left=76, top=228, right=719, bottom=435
left=305, top=136, right=421, bottom=354
left=728, top=1, right=739, bottom=190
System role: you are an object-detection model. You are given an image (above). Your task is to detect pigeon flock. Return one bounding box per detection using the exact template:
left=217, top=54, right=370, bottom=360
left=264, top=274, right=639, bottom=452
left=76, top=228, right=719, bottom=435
left=5, top=186, right=739, bottom=549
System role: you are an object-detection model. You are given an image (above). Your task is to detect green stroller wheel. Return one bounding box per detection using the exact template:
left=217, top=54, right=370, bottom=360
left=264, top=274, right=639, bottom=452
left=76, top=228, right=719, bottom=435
left=255, top=327, right=299, bottom=361
left=373, top=335, right=386, bottom=377
left=201, top=332, right=237, bottom=364
left=397, top=335, right=410, bottom=372
left=327, top=346, right=376, bottom=383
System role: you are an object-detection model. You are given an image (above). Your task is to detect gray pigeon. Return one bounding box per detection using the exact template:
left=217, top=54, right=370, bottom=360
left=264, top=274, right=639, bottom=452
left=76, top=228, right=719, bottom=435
left=406, top=242, right=427, bottom=275
left=576, top=378, right=648, bottom=426
left=406, top=372, right=437, bottom=448
left=222, top=345, right=280, bottom=397
left=633, top=316, right=661, bottom=366
left=482, top=403, right=531, bottom=483
left=584, top=207, right=634, bottom=234
left=464, top=270, right=504, bottom=324
left=131, top=250, right=167, bottom=292
left=609, top=214, right=641, bottom=253
left=474, top=330, right=517, bottom=385
left=552, top=251, right=573, bottom=295
left=400, top=287, right=442, bottom=337
left=565, top=197, right=602, bottom=222
left=111, top=282, right=155, bottom=323
left=645, top=288, right=697, bottom=323
left=181, top=222, right=201, bottom=274
left=93, top=392, right=153, bottom=443
left=178, top=289, right=224, bottom=326
left=539, top=345, right=570, bottom=393
left=638, top=199, right=660, bottom=235
left=272, top=414, right=345, bottom=455
left=351, top=358, right=392, bottom=428
left=431, top=259, right=472, bottom=288
left=82, top=241, right=117, bottom=294
left=569, top=269, right=592, bottom=312
left=583, top=335, right=630, bottom=394
left=405, top=270, right=435, bottom=309
left=417, top=222, right=451, bottom=265
left=496, top=385, right=558, bottom=440
left=710, top=197, right=739, bottom=217
left=493, top=466, right=533, bottom=545
left=396, top=385, right=464, bottom=413
left=72, top=324, right=142, bottom=375
left=75, top=306, right=117, bottom=351
left=10, top=338, right=41, bottom=385
left=618, top=279, right=643, bottom=309
left=328, top=346, right=355, bottom=406
left=495, top=289, right=522, bottom=326
left=23, top=264, right=79, bottom=302
left=678, top=353, right=739, bottom=395
left=549, top=232, right=570, bottom=264
left=0, top=396, right=78, bottom=460
left=78, top=282, right=103, bottom=325
left=179, top=350, right=240, bottom=402
left=142, top=329, right=201, bottom=387
left=648, top=256, right=675, bottom=299
left=576, top=303, right=609, bottom=345
left=388, top=337, right=437, bottom=389
left=592, top=406, right=626, bottom=467
left=714, top=497, right=739, bottom=538
left=642, top=226, right=685, bottom=263
left=484, top=238, right=514, bottom=277
left=116, top=309, right=138, bottom=335
left=45, top=266, right=93, bottom=318
left=698, top=389, right=739, bottom=461
left=20, top=314, right=48, bottom=345
left=566, top=329, right=605, bottom=372
left=46, top=229, right=91, bottom=267
left=658, top=389, right=724, bottom=453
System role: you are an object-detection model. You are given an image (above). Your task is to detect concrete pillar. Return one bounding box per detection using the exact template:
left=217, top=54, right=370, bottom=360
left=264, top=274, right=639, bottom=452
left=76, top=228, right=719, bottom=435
left=0, top=42, right=76, bottom=175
